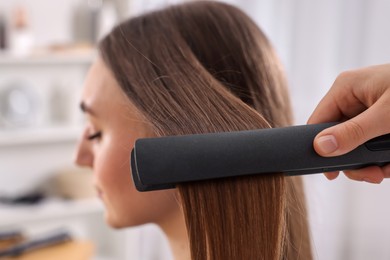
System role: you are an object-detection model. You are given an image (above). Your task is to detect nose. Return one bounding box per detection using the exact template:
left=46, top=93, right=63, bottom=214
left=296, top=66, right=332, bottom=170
left=74, top=128, right=94, bottom=167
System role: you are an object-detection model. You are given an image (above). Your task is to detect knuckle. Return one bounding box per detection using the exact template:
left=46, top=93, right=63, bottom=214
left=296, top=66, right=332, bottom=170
left=342, top=120, right=366, bottom=143
left=333, top=70, right=359, bottom=94
left=337, top=70, right=357, bottom=83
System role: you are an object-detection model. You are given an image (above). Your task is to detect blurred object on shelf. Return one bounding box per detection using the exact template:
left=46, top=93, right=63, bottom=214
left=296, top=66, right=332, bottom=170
left=72, top=0, right=118, bottom=44
left=0, top=230, right=71, bottom=258
left=0, top=12, right=7, bottom=50
left=9, top=6, right=34, bottom=57
left=97, top=0, right=118, bottom=41
left=46, top=167, right=95, bottom=200
left=72, top=0, right=102, bottom=44
left=0, top=191, right=45, bottom=205
left=0, top=166, right=95, bottom=205
left=5, top=240, right=94, bottom=260
left=0, top=230, right=24, bottom=251
left=0, top=229, right=94, bottom=260
left=111, top=0, right=130, bottom=20
left=0, top=82, right=40, bottom=128
left=49, top=81, right=70, bottom=124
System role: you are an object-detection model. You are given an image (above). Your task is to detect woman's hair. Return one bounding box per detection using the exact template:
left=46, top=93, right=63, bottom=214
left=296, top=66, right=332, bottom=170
left=99, top=2, right=312, bottom=259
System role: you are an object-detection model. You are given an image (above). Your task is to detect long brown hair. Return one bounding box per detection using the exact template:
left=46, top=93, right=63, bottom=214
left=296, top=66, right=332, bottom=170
left=99, top=2, right=312, bottom=259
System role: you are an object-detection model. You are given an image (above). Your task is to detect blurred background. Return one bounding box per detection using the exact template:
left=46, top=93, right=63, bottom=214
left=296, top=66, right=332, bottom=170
left=0, top=0, right=390, bottom=259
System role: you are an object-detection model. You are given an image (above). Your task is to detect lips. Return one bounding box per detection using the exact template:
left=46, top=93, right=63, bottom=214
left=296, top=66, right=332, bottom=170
left=95, top=186, right=104, bottom=199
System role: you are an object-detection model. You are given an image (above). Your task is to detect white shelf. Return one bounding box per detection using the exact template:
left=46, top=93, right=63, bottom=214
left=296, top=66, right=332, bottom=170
left=0, top=125, right=83, bottom=146
left=0, top=198, right=103, bottom=228
left=0, top=51, right=96, bottom=65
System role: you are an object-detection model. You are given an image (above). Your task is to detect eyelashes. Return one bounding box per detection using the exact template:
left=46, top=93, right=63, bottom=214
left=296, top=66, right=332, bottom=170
left=87, top=131, right=102, bottom=140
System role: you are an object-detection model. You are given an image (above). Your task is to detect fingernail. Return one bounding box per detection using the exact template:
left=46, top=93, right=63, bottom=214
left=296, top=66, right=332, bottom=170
left=363, top=178, right=382, bottom=184
left=316, top=135, right=338, bottom=154
left=383, top=164, right=390, bottom=178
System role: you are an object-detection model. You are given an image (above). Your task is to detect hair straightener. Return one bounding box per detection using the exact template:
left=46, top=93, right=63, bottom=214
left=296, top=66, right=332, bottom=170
left=131, top=123, right=390, bottom=191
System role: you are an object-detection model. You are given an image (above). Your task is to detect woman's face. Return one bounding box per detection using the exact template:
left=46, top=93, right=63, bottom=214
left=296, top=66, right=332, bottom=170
left=74, top=58, right=180, bottom=228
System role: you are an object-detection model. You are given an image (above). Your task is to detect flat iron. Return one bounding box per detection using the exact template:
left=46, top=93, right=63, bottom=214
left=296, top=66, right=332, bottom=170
left=131, top=123, right=390, bottom=191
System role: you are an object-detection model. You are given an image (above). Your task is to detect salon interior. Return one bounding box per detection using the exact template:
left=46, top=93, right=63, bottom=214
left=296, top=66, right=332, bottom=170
left=0, top=0, right=390, bottom=259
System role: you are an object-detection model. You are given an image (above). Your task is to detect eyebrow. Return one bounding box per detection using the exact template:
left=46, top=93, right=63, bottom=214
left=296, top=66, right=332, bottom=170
left=80, top=101, right=96, bottom=116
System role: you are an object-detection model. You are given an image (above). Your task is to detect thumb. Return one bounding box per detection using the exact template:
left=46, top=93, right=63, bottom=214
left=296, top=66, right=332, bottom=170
left=313, top=101, right=390, bottom=156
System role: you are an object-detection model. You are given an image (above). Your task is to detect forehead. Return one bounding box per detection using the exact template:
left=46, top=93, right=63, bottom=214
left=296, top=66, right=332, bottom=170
left=82, top=58, right=124, bottom=104
left=81, top=58, right=130, bottom=110
left=81, top=57, right=148, bottom=127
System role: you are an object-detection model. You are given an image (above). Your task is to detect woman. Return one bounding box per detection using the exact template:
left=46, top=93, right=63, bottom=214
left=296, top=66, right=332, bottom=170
left=75, top=1, right=312, bottom=259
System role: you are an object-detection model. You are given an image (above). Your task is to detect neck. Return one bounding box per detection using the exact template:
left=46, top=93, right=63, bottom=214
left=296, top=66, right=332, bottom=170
left=158, top=205, right=190, bottom=260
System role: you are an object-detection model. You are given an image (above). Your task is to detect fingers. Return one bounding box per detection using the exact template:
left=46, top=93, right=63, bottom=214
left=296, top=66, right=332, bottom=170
left=307, top=81, right=344, bottom=125
left=324, top=171, right=339, bottom=180
left=308, top=70, right=363, bottom=125
left=344, top=166, right=384, bottom=184
left=324, top=165, right=390, bottom=183
left=309, top=64, right=390, bottom=183
left=313, top=98, right=390, bottom=156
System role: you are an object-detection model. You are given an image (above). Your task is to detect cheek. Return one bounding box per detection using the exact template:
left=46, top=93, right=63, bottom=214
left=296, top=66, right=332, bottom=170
left=94, top=140, right=131, bottom=192
left=94, top=139, right=180, bottom=227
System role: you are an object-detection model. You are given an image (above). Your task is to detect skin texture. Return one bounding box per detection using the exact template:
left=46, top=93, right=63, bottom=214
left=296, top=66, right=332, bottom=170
left=74, top=58, right=190, bottom=259
left=308, top=63, right=390, bottom=183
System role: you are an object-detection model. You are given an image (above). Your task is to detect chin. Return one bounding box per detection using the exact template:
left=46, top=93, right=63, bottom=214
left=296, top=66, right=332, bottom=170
left=107, top=221, right=124, bottom=229
left=104, top=211, right=148, bottom=229
left=104, top=211, right=127, bottom=229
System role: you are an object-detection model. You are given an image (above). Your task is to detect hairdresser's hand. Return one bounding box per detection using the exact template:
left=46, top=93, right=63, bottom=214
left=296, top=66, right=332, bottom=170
left=308, top=64, right=390, bottom=183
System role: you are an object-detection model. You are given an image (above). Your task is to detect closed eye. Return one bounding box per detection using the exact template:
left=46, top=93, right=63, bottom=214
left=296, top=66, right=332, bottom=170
left=88, top=131, right=102, bottom=140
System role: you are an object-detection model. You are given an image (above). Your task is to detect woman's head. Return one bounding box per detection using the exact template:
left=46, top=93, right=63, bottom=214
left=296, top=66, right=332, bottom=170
left=75, top=58, right=181, bottom=228
left=76, top=1, right=311, bottom=259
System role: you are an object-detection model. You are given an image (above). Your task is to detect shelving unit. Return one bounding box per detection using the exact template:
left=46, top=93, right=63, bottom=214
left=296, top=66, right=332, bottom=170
left=0, top=51, right=91, bottom=193
left=0, top=51, right=132, bottom=259
left=0, top=51, right=96, bottom=65
left=0, top=125, right=83, bottom=146
left=0, top=52, right=91, bottom=146
left=0, top=197, right=130, bottom=260
left=0, top=52, right=92, bottom=191
left=0, top=198, right=103, bottom=228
